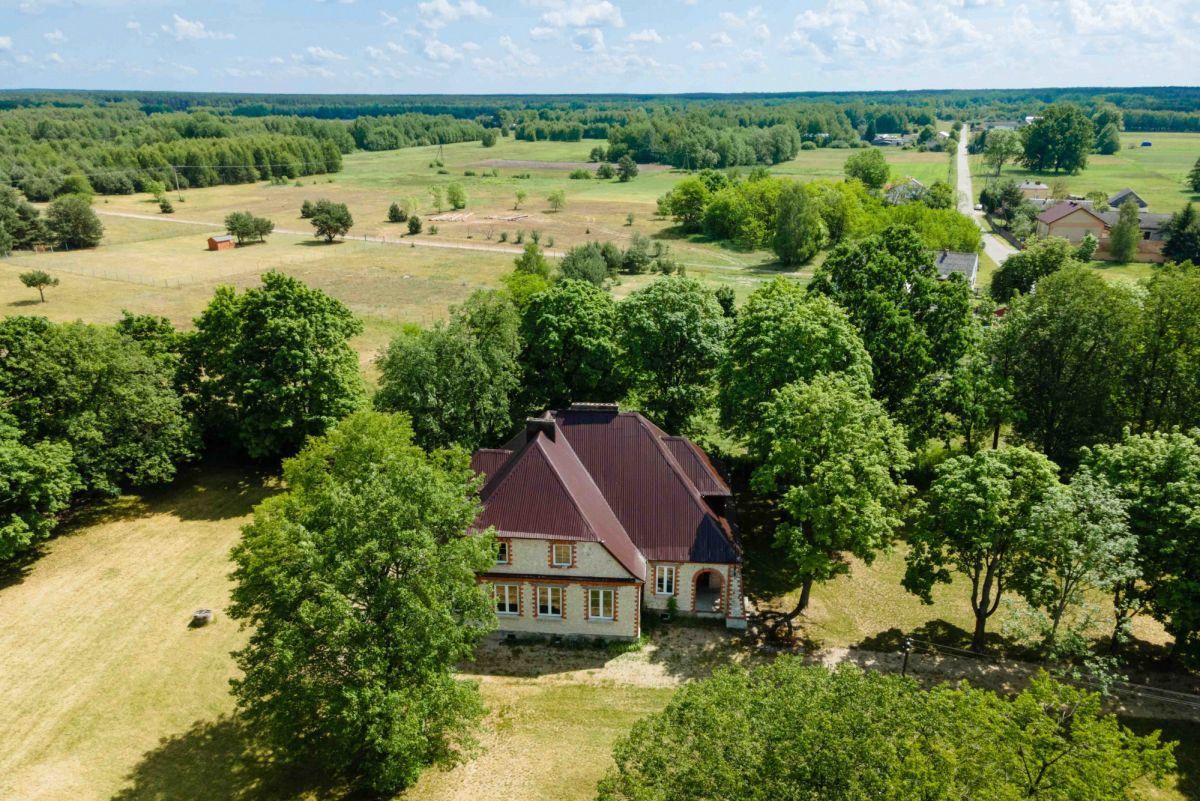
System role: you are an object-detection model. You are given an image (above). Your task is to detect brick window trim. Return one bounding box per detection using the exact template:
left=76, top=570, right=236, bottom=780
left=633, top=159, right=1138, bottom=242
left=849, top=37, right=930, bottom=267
left=547, top=541, right=577, bottom=569
left=533, top=584, right=566, bottom=619
left=496, top=538, right=513, bottom=566
left=653, top=563, right=682, bottom=596
left=491, top=581, right=523, bottom=617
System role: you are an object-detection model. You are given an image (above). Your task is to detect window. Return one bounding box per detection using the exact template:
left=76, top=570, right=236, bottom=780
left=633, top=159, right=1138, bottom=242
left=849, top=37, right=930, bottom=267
left=537, top=586, right=563, bottom=617
left=589, top=588, right=614, bottom=620
left=496, top=541, right=509, bottom=565
left=551, top=543, right=572, bottom=567
left=655, top=565, right=676, bottom=595
left=494, top=583, right=520, bottom=615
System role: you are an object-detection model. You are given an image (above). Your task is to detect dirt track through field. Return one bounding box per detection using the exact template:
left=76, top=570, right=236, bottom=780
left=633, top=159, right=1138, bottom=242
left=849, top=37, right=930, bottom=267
left=470, top=158, right=671, bottom=173
left=95, top=210, right=566, bottom=258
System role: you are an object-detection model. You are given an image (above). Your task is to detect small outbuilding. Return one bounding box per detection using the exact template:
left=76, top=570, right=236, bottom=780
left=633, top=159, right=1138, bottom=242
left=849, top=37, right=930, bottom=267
left=207, top=234, right=235, bottom=251
left=935, top=250, right=980, bottom=290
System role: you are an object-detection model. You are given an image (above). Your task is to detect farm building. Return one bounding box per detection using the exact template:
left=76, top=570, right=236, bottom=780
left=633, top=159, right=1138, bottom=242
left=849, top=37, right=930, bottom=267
left=207, top=234, right=235, bottom=251
left=1107, top=188, right=1149, bottom=210
left=470, top=404, right=746, bottom=641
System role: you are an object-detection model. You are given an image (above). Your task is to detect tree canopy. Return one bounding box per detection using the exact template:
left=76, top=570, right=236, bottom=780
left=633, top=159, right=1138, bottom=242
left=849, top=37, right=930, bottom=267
left=843, top=148, right=890, bottom=190
left=229, top=410, right=495, bottom=796
left=1021, top=103, right=1096, bottom=174
left=190, top=271, right=365, bottom=458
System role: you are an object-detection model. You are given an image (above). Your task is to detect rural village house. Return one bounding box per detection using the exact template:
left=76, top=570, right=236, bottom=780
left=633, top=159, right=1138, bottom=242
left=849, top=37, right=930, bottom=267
left=1035, top=200, right=1169, bottom=262
left=1018, top=181, right=1050, bottom=200
left=934, top=249, right=979, bottom=289
left=470, top=404, right=746, bottom=641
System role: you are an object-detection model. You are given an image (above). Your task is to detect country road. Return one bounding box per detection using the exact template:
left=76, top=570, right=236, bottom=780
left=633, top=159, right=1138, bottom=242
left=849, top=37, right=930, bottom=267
left=956, top=132, right=1016, bottom=265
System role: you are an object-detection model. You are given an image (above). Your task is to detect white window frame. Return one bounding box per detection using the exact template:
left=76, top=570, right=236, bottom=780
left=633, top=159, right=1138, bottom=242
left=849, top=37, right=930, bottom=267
left=589, top=588, right=614, bottom=620
left=494, top=583, right=520, bottom=616
left=655, top=565, right=676, bottom=596
left=551, top=543, right=572, bottom=567
left=537, top=585, right=563, bottom=618
left=496, top=540, right=509, bottom=565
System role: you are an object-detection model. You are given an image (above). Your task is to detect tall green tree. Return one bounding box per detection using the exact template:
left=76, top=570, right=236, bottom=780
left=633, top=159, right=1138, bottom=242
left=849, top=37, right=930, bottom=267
left=1128, top=262, right=1200, bottom=432
left=1083, top=430, right=1200, bottom=656
left=599, top=660, right=1174, bottom=801
left=616, top=155, right=638, bottom=182
left=618, top=276, right=728, bottom=432
left=751, top=374, right=911, bottom=630
left=809, top=225, right=973, bottom=431
left=1108, top=198, right=1141, bottom=263
left=229, top=411, right=495, bottom=796
left=1161, top=202, right=1200, bottom=264
left=18, top=270, right=58, bottom=303
left=518, top=279, right=623, bottom=413
left=446, top=183, right=466, bottom=210
left=309, top=199, right=353, bottom=242
left=513, top=241, right=551, bottom=279
left=905, top=445, right=1061, bottom=652
left=772, top=182, right=826, bottom=265
left=982, top=128, right=1023, bottom=176
left=663, top=177, right=710, bottom=231
left=190, top=271, right=366, bottom=458
left=0, top=409, right=79, bottom=562
left=989, top=267, right=1138, bottom=465
left=44, top=194, right=103, bottom=249
left=375, top=291, right=520, bottom=451
left=1012, top=469, right=1137, bottom=653
left=0, top=317, right=193, bottom=494
left=1095, top=122, right=1122, bottom=155
left=1187, top=156, right=1200, bottom=193
left=1020, top=103, right=1096, bottom=174
left=843, top=148, right=890, bottom=190
left=718, top=278, right=872, bottom=436
left=933, top=324, right=1013, bottom=454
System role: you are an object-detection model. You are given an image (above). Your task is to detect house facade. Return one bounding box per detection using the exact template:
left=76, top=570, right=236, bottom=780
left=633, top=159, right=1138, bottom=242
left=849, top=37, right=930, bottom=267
left=1036, top=200, right=1167, bottom=262
left=470, top=405, right=745, bottom=641
left=1018, top=181, right=1050, bottom=200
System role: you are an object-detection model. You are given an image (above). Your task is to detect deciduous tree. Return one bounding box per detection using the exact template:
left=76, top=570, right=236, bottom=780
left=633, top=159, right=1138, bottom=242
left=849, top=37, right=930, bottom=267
left=18, top=270, right=58, bottom=302
left=1108, top=198, right=1141, bottom=263
left=229, top=411, right=494, bottom=796
left=0, top=410, right=79, bottom=562
left=45, top=194, right=103, bottom=249
left=989, top=235, right=1080, bottom=302
left=772, top=182, right=826, bottom=265
left=619, top=276, right=728, bottom=432
left=751, top=374, right=911, bottom=631
left=190, top=271, right=365, bottom=458
left=843, top=148, right=890, bottom=190
left=309, top=199, right=353, bottom=242
left=1021, top=103, right=1096, bottom=174
left=1161, top=202, right=1200, bottom=264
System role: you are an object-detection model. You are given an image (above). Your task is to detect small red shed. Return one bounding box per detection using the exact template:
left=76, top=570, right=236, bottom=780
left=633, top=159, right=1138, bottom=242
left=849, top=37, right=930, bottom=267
left=207, top=234, right=235, bottom=251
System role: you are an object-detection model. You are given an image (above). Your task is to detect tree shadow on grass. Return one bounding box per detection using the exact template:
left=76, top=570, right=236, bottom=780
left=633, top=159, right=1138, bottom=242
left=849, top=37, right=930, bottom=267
left=110, top=717, right=343, bottom=801
left=296, top=240, right=343, bottom=247
left=7, top=299, right=43, bottom=308
left=1123, top=717, right=1200, bottom=800
left=855, top=619, right=1029, bottom=659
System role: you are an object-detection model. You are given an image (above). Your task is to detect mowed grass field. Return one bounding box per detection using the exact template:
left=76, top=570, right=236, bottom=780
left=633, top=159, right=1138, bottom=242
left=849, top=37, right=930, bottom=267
left=971, top=131, right=1200, bottom=212
left=0, top=136, right=956, bottom=356
left=1, top=467, right=1194, bottom=801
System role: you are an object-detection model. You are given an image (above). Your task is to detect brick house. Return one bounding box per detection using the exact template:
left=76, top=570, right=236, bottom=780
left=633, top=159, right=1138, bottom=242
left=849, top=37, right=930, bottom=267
left=1035, top=200, right=1167, bottom=262
left=470, top=404, right=745, bottom=641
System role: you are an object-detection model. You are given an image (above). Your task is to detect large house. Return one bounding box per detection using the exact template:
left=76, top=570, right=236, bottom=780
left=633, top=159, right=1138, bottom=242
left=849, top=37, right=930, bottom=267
left=470, top=404, right=746, bottom=641
left=1035, top=200, right=1168, bottom=262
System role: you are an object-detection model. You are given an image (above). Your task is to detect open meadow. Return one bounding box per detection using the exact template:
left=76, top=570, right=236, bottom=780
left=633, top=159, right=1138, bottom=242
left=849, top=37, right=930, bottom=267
left=0, top=136, right=960, bottom=365
left=0, top=467, right=1194, bottom=801
left=971, top=131, right=1200, bottom=213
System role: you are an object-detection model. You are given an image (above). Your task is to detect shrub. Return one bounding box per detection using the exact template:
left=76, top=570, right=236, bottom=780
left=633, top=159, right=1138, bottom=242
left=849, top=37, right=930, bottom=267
left=388, top=202, right=407, bottom=223
left=499, top=231, right=508, bottom=243
left=800, top=141, right=817, bottom=150
left=569, top=169, right=593, bottom=180
left=158, top=197, right=175, bottom=214
left=407, top=215, right=422, bottom=235
left=596, top=163, right=616, bottom=179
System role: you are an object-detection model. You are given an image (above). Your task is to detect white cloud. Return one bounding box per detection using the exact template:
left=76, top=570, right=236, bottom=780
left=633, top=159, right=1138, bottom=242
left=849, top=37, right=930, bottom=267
left=710, top=31, right=733, bottom=47
left=417, top=0, right=491, bottom=29
left=365, top=45, right=386, bottom=60
left=303, top=45, right=347, bottom=62
left=529, top=26, right=557, bottom=40
left=751, top=22, right=770, bottom=41
left=687, top=40, right=703, bottom=51
left=719, top=6, right=764, bottom=28
left=499, top=34, right=540, bottom=65
left=0, top=37, right=11, bottom=51
left=125, top=20, right=140, bottom=32
left=540, top=1, right=624, bottom=29
left=381, top=10, right=399, bottom=25
left=627, top=28, right=662, bottom=43
left=46, top=50, right=62, bottom=63
left=423, top=38, right=463, bottom=61
left=462, top=40, right=481, bottom=51
left=44, top=29, right=65, bottom=43
left=387, top=41, right=408, bottom=55
left=571, top=27, right=605, bottom=51
left=161, top=14, right=233, bottom=42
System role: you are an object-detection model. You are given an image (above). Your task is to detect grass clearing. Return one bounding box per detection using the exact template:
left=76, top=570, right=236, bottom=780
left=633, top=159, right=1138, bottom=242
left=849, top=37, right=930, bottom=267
left=971, top=131, right=1200, bottom=213
left=0, top=466, right=1192, bottom=801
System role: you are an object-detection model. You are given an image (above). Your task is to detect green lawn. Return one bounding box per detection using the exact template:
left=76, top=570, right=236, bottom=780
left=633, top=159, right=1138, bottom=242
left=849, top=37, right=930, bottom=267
left=0, top=466, right=1192, bottom=801
left=972, top=131, right=1200, bottom=213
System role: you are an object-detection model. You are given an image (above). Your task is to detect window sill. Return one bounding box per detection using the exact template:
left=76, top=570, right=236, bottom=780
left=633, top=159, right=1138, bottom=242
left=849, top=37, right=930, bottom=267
left=497, top=612, right=520, bottom=617
left=653, top=591, right=675, bottom=597
left=588, top=617, right=615, bottom=623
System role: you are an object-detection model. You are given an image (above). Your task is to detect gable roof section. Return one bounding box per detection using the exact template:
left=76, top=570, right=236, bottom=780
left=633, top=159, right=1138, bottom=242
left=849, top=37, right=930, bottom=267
left=545, top=409, right=740, bottom=564
left=1037, top=201, right=1107, bottom=226
left=477, top=426, right=646, bottom=581
left=1108, top=188, right=1148, bottom=208
left=470, top=448, right=511, bottom=479
left=663, top=437, right=732, bottom=497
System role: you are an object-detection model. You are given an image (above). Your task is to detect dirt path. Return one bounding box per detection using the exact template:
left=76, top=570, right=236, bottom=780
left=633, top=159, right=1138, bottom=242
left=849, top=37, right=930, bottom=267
left=95, top=209, right=566, bottom=258
left=471, top=158, right=670, bottom=173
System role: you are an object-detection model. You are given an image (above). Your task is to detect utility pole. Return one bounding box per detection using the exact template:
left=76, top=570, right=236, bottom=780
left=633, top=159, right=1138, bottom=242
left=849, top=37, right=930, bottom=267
left=170, top=165, right=183, bottom=200
left=901, top=637, right=914, bottom=677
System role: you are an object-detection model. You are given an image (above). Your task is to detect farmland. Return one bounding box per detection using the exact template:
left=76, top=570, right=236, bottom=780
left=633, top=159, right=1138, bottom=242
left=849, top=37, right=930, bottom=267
left=971, top=131, right=1200, bottom=212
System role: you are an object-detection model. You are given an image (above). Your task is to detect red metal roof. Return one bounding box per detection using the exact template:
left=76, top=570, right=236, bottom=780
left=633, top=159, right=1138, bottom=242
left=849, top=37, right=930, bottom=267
left=1036, top=201, right=1107, bottom=226
left=481, top=407, right=740, bottom=566
left=469, top=448, right=511, bottom=479
left=476, top=424, right=647, bottom=580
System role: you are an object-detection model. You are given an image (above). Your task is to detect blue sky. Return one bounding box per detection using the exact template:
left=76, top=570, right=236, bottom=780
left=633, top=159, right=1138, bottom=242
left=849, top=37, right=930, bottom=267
left=1, top=0, right=1198, bottom=94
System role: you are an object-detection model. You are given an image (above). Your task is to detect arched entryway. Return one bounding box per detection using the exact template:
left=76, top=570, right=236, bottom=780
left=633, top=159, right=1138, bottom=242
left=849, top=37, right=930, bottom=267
left=693, top=569, right=724, bottom=613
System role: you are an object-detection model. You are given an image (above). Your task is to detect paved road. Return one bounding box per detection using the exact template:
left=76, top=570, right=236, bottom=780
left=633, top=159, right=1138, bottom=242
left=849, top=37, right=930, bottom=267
left=956, top=133, right=1016, bottom=265
left=95, top=209, right=566, bottom=258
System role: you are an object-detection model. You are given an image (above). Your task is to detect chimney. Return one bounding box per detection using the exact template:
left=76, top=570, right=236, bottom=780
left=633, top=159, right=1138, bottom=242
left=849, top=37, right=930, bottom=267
left=526, top=418, right=556, bottom=443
